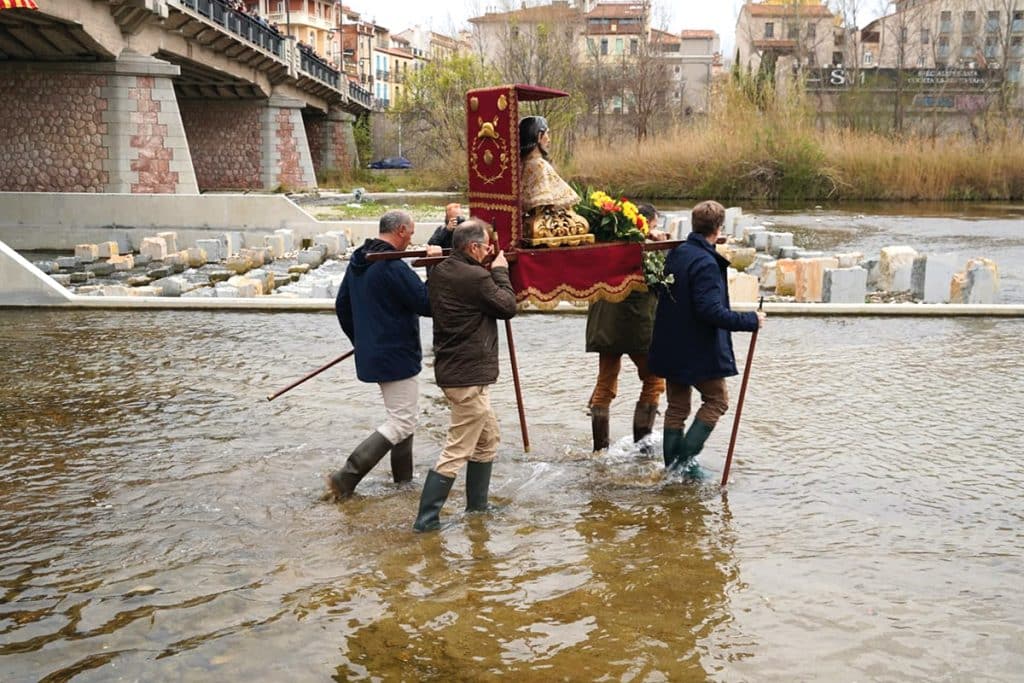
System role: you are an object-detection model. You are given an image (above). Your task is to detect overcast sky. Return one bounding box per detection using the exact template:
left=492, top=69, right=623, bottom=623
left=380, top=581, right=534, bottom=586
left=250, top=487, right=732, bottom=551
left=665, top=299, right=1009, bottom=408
left=357, top=1, right=887, bottom=57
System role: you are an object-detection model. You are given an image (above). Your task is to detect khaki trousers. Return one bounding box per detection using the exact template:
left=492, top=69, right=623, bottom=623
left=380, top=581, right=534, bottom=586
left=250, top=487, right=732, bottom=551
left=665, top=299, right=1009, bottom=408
left=377, top=376, right=419, bottom=445
left=588, top=352, right=666, bottom=409
left=664, top=378, right=729, bottom=430
left=434, top=385, right=500, bottom=478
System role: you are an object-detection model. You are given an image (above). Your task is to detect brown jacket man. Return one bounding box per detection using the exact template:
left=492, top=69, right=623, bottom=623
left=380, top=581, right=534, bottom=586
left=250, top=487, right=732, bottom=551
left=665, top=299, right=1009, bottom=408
left=414, top=220, right=517, bottom=532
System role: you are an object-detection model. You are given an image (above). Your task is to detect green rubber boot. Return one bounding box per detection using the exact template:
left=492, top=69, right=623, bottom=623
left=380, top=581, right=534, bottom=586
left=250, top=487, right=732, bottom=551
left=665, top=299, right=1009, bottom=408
left=663, top=427, right=686, bottom=469
left=675, top=420, right=714, bottom=480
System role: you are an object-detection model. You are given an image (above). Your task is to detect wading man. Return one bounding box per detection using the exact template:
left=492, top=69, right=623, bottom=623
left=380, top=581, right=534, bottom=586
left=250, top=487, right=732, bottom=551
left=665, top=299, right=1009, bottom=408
left=649, top=200, right=765, bottom=475
left=585, top=202, right=669, bottom=452
left=414, top=220, right=517, bottom=531
left=326, top=210, right=441, bottom=499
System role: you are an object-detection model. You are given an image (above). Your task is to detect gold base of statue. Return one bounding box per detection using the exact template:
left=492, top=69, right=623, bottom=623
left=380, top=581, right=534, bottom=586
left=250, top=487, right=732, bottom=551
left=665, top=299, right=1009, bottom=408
left=521, top=233, right=596, bottom=248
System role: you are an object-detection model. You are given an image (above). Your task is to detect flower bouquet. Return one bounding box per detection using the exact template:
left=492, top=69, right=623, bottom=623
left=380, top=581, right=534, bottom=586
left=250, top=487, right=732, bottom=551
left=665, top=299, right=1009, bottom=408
left=573, top=188, right=649, bottom=243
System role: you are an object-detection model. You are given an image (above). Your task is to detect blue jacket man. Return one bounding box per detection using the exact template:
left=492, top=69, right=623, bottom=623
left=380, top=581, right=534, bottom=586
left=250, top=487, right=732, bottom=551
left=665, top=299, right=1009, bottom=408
left=326, top=210, right=441, bottom=500
left=649, top=200, right=765, bottom=475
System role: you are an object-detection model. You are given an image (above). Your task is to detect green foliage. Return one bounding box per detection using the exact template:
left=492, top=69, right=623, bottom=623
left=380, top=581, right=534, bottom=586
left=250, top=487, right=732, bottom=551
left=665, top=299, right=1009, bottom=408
left=352, top=113, right=372, bottom=169
left=572, top=185, right=648, bottom=243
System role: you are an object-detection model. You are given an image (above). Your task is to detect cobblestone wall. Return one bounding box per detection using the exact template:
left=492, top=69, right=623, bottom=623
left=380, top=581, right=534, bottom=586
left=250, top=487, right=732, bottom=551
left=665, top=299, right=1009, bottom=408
left=179, top=99, right=262, bottom=190
left=0, top=71, right=109, bottom=192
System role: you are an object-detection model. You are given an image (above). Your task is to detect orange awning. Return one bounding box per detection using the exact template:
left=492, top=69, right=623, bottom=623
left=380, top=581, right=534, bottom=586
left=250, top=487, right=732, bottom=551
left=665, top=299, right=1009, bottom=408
left=0, top=0, right=40, bottom=8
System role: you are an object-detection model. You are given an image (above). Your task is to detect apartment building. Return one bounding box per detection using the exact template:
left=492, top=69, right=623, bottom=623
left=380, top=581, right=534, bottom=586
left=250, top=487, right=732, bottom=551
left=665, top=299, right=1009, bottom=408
left=735, top=0, right=839, bottom=72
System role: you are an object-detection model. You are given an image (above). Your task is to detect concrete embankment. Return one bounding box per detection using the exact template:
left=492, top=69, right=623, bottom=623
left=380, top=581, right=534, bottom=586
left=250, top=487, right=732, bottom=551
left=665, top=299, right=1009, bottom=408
left=0, top=192, right=380, bottom=251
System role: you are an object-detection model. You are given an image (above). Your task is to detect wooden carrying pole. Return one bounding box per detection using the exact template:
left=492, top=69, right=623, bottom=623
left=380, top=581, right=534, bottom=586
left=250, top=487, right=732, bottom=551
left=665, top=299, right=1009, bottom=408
left=720, top=298, right=763, bottom=487
left=267, top=350, right=354, bottom=401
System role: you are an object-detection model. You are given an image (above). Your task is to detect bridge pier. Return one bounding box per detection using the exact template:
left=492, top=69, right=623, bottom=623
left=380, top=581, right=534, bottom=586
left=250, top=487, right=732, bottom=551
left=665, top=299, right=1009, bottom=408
left=262, top=94, right=317, bottom=191
left=0, top=51, right=199, bottom=194
left=305, top=108, right=359, bottom=181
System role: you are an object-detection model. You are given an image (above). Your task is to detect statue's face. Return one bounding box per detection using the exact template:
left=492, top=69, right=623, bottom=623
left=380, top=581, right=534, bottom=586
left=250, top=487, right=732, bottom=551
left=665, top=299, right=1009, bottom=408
left=538, top=128, right=550, bottom=154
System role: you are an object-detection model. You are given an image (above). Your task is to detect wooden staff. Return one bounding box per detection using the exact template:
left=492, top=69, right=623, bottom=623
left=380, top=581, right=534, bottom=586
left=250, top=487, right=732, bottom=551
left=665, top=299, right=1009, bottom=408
left=721, top=297, right=764, bottom=487
left=267, top=350, right=354, bottom=401
left=366, top=248, right=451, bottom=263
left=505, top=318, right=530, bottom=453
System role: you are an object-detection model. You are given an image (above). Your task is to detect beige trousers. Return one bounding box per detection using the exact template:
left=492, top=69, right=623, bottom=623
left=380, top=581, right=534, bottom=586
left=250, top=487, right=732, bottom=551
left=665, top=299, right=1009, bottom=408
left=434, top=385, right=500, bottom=478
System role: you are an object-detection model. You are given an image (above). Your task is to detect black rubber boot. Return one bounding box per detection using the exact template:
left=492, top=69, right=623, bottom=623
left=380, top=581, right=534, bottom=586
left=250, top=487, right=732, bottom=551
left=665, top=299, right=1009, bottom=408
left=413, top=469, right=455, bottom=532
left=632, top=402, right=659, bottom=452
left=390, top=435, right=413, bottom=484
left=326, top=431, right=392, bottom=500
left=591, top=406, right=610, bottom=451
left=465, top=461, right=493, bottom=512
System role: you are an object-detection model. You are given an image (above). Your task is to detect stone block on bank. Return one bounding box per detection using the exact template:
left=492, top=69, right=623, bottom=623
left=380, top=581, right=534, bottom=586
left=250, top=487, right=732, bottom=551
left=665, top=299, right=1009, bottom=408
left=214, top=284, right=240, bottom=298
left=775, top=259, right=798, bottom=296
left=777, top=246, right=801, bottom=259
left=101, top=285, right=130, bottom=296
left=150, top=276, right=190, bottom=297
left=224, top=255, right=253, bottom=275
left=724, top=207, right=743, bottom=237
left=222, top=232, right=243, bottom=257
left=129, top=286, right=162, bottom=297
left=744, top=226, right=769, bottom=250
left=911, top=253, right=957, bottom=303
left=33, top=260, right=59, bottom=274
left=157, top=231, right=178, bottom=253
left=97, top=241, right=120, bottom=258
left=140, top=237, right=168, bottom=261
left=207, top=269, right=234, bottom=283
left=147, top=266, right=172, bottom=280
left=51, top=273, right=72, bottom=286
left=823, top=267, right=868, bottom=303
left=69, top=271, right=93, bottom=284
left=184, top=247, right=207, bottom=268
left=109, top=254, right=135, bottom=271
left=767, top=232, right=794, bottom=257
left=90, top=262, right=115, bottom=276
left=196, top=239, right=224, bottom=262
left=134, top=253, right=153, bottom=268
left=274, top=229, right=295, bottom=253
left=314, top=233, right=343, bottom=257
left=728, top=269, right=759, bottom=303
left=879, top=246, right=918, bottom=292
left=298, top=247, right=326, bottom=268
left=264, top=234, right=286, bottom=259
left=288, top=263, right=311, bottom=275
left=227, top=275, right=263, bottom=297
left=795, top=257, right=840, bottom=302
left=717, top=245, right=756, bottom=271
left=247, top=268, right=274, bottom=293
left=951, top=258, right=1000, bottom=304
left=56, top=256, right=79, bottom=270
left=76, top=285, right=103, bottom=296
left=126, top=275, right=152, bottom=287
left=240, top=247, right=265, bottom=267
left=75, top=244, right=99, bottom=263
left=836, top=252, right=865, bottom=269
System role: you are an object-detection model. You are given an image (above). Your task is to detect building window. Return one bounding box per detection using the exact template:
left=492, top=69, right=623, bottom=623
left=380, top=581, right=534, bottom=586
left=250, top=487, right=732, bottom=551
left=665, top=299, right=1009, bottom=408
left=807, top=23, right=816, bottom=39
left=938, top=36, right=950, bottom=57
left=600, top=38, right=608, bottom=55
left=900, top=27, right=908, bottom=43
left=940, top=11, right=952, bottom=33
left=1013, top=36, right=1023, bottom=58
left=921, top=28, right=930, bottom=44
left=863, top=50, right=874, bottom=66
left=764, top=22, right=774, bottom=39
left=963, top=11, right=977, bottom=34
left=985, top=36, right=999, bottom=59
left=917, top=55, right=926, bottom=67
left=987, top=11, right=999, bottom=33
left=587, top=38, right=596, bottom=54
left=614, top=37, right=623, bottom=54
left=510, top=25, right=519, bottom=39
left=1015, top=11, right=1024, bottom=33
left=630, top=39, right=638, bottom=55
left=832, top=51, right=843, bottom=65
left=788, top=24, right=799, bottom=40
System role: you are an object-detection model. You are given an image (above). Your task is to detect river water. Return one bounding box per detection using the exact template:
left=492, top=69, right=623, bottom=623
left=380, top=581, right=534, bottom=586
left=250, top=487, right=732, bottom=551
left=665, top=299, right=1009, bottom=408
left=2, top=306, right=1023, bottom=681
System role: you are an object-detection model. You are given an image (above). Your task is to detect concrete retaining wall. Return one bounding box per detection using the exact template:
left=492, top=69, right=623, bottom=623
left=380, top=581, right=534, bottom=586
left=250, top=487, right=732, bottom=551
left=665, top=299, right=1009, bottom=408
left=0, top=192, right=379, bottom=250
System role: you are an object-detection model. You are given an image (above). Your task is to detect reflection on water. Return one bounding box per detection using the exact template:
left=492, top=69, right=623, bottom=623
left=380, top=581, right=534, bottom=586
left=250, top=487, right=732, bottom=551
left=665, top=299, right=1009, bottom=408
left=1, top=310, right=1023, bottom=680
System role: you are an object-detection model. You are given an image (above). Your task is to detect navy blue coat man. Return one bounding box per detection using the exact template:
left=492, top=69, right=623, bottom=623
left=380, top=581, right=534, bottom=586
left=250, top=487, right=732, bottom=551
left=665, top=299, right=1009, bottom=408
left=649, top=232, right=759, bottom=385
left=335, top=238, right=431, bottom=384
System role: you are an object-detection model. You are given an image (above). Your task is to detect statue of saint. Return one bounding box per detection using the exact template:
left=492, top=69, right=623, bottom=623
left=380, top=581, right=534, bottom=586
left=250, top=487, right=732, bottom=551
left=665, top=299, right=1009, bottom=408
left=519, top=116, right=590, bottom=242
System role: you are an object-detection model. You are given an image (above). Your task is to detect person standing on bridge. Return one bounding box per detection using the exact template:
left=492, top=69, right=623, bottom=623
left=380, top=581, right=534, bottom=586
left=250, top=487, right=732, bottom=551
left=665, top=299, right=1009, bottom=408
left=325, top=209, right=441, bottom=500
left=413, top=220, right=517, bottom=532
left=585, top=202, right=669, bottom=453
left=649, top=200, right=765, bottom=476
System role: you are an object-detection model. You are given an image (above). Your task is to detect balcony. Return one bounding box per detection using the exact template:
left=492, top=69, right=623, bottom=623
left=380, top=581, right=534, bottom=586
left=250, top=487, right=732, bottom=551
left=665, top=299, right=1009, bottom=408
left=348, top=81, right=372, bottom=108
left=376, top=69, right=391, bottom=81
left=177, top=0, right=284, bottom=57
left=297, top=47, right=339, bottom=88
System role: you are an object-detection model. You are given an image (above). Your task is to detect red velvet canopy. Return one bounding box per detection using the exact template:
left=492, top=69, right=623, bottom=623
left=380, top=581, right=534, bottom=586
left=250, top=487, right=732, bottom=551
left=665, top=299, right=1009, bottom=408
left=466, top=84, right=645, bottom=305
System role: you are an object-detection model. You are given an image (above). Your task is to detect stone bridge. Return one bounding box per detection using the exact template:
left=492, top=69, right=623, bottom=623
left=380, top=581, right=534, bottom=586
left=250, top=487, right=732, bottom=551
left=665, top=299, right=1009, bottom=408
left=0, top=0, right=372, bottom=193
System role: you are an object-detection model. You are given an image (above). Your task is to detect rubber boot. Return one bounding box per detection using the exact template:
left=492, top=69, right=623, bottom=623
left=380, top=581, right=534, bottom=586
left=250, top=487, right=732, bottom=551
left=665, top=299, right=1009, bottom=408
left=326, top=431, right=392, bottom=500
left=413, top=469, right=455, bottom=532
left=591, top=406, right=610, bottom=451
left=390, top=435, right=413, bottom=484
left=632, top=402, right=659, bottom=453
left=465, top=461, right=493, bottom=512
left=673, top=420, right=714, bottom=480
left=663, top=427, right=686, bottom=469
